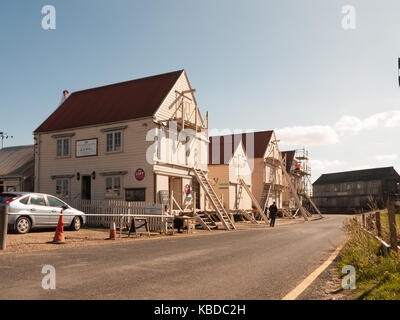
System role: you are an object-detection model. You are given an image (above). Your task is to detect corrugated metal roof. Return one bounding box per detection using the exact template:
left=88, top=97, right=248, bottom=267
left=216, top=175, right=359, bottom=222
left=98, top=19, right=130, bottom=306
left=34, top=70, right=184, bottom=133
left=0, top=145, right=34, bottom=177
left=313, top=167, right=400, bottom=185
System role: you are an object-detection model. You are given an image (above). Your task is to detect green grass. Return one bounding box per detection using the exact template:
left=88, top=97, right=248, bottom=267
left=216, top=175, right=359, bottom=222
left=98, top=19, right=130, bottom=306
left=337, top=217, right=400, bottom=300
left=379, top=211, right=400, bottom=241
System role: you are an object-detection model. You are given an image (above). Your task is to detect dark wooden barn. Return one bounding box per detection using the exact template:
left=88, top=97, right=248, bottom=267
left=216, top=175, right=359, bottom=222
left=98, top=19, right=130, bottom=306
left=312, top=167, right=400, bottom=213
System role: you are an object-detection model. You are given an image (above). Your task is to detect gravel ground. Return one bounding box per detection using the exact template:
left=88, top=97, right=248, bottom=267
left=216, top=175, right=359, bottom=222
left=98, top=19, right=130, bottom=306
left=0, top=217, right=306, bottom=255
left=298, top=257, right=353, bottom=300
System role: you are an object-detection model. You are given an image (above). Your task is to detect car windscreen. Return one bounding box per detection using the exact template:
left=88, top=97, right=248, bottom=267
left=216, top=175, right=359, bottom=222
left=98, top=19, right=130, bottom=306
left=0, top=193, right=19, bottom=203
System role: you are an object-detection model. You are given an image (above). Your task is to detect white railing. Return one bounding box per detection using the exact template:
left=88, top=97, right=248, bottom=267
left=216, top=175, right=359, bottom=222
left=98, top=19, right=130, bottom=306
left=62, top=199, right=165, bottom=232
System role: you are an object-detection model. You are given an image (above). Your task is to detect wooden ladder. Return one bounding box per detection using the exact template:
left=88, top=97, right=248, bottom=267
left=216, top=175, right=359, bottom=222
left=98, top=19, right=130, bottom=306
left=235, top=184, right=243, bottom=209
left=303, top=193, right=323, bottom=218
left=194, top=211, right=218, bottom=230
left=241, top=210, right=258, bottom=224
left=238, top=178, right=268, bottom=224
left=193, top=169, right=236, bottom=230
left=260, top=183, right=272, bottom=214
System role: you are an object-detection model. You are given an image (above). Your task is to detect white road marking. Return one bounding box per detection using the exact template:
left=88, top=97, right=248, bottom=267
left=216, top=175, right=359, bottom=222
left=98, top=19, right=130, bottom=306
left=282, top=242, right=345, bottom=300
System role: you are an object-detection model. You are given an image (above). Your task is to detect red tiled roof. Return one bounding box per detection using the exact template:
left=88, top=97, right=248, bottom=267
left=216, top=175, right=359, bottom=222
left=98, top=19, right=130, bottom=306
left=209, top=131, right=274, bottom=164
left=209, top=135, right=242, bottom=165
left=281, top=150, right=296, bottom=172
left=243, top=131, right=273, bottom=159
left=34, top=70, right=184, bottom=133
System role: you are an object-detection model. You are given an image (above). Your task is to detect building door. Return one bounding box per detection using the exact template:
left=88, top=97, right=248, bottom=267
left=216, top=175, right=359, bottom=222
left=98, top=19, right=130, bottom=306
left=170, top=177, right=182, bottom=209
left=192, top=180, right=201, bottom=209
left=81, top=176, right=91, bottom=200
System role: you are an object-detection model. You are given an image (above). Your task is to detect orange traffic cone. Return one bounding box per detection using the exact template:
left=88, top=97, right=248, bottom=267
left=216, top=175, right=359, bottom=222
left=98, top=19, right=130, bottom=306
left=48, top=209, right=66, bottom=244
left=109, top=218, right=117, bottom=240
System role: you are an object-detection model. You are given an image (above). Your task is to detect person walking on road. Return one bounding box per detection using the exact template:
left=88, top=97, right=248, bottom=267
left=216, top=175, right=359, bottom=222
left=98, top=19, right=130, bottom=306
left=269, top=202, right=278, bottom=227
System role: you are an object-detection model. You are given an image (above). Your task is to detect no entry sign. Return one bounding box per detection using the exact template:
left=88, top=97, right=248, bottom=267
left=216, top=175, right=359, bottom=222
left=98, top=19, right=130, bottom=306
left=134, top=168, right=146, bottom=182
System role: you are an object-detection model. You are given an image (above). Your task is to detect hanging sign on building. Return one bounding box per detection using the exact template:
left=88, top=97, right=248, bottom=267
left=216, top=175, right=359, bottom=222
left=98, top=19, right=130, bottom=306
left=184, top=183, right=192, bottom=200
left=76, top=139, right=98, bottom=157
left=134, top=167, right=146, bottom=182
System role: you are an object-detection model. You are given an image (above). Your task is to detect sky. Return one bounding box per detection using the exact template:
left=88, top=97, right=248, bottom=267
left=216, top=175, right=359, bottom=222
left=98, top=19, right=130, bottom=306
left=0, top=0, right=399, bottom=182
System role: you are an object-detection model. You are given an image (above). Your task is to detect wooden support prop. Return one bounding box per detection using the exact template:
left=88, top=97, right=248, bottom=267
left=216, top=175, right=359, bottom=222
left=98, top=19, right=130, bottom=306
left=0, top=205, right=8, bottom=251
left=375, top=211, right=382, bottom=238
left=303, top=193, right=323, bottom=218
left=362, top=213, right=366, bottom=228
left=387, top=196, right=398, bottom=253
left=170, top=190, right=174, bottom=215
left=193, top=192, right=196, bottom=214
left=239, top=179, right=268, bottom=224
left=173, top=197, right=183, bottom=213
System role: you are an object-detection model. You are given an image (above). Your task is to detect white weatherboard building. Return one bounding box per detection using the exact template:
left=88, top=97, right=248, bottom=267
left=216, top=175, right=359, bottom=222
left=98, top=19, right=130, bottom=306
left=208, top=135, right=253, bottom=212
left=34, top=70, right=209, bottom=209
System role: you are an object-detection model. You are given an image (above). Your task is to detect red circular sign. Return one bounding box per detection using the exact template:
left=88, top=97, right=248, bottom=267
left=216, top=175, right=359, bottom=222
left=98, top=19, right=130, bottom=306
left=135, top=168, right=145, bottom=181
left=184, top=184, right=191, bottom=195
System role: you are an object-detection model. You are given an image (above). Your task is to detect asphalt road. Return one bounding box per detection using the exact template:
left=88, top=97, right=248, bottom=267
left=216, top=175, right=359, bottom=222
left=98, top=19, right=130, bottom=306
left=0, top=215, right=347, bottom=300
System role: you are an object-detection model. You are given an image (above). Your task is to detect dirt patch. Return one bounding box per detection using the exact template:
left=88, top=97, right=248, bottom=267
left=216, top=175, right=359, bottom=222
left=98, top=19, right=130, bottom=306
left=298, top=258, right=354, bottom=300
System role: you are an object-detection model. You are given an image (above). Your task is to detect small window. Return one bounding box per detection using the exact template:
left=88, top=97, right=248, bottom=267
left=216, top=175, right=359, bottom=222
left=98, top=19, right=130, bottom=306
left=106, top=134, right=113, bottom=152
left=126, top=188, right=145, bottom=202
left=30, top=195, right=47, bottom=206
left=47, top=196, right=66, bottom=208
left=20, top=197, right=29, bottom=205
left=105, top=176, right=122, bottom=198
left=114, top=132, right=121, bottom=151
left=106, top=131, right=122, bottom=153
left=56, top=179, right=69, bottom=197
left=57, top=140, right=62, bottom=157
left=56, top=138, right=71, bottom=157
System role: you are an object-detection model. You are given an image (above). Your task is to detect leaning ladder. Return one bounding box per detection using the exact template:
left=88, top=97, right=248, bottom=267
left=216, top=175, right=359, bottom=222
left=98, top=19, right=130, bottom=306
left=193, top=169, right=236, bottom=230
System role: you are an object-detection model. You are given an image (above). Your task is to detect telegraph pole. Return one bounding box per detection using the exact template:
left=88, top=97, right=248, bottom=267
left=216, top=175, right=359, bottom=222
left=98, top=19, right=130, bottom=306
left=0, top=132, right=13, bottom=149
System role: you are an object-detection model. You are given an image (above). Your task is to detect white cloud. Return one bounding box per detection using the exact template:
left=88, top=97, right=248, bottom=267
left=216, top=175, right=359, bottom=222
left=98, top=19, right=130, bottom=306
left=385, top=110, right=400, bottom=128
left=276, top=109, right=400, bottom=149
left=334, top=112, right=389, bottom=136
left=334, top=110, right=400, bottom=136
left=275, top=125, right=339, bottom=146
left=372, top=154, right=398, bottom=161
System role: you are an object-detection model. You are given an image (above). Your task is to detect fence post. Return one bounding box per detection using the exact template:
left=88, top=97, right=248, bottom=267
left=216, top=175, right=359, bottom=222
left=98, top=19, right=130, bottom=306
left=375, top=211, right=382, bottom=238
left=0, top=205, right=9, bottom=251
left=387, top=196, right=398, bottom=253
left=362, top=213, right=366, bottom=228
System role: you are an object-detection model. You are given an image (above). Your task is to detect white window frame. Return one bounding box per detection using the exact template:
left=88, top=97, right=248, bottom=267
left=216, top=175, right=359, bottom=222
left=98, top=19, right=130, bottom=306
left=56, top=138, right=71, bottom=158
left=105, top=176, right=122, bottom=199
left=106, top=131, right=123, bottom=153
left=56, top=179, right=70, bottom=197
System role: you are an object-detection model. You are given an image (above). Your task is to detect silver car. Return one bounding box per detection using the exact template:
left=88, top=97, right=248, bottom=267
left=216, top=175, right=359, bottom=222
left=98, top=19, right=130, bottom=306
left=0, top=192, right=86, bottom=234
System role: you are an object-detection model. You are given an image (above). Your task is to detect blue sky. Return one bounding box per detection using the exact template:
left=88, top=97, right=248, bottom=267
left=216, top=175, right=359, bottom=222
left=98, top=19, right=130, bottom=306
left=1, top=0, right=399, bottom=181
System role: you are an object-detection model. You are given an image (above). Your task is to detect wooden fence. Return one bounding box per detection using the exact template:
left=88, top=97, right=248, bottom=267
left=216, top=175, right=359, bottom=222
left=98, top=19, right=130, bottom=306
left=65, top=199, right=164, bottom=233
left=359, top=196, right=400, bottom=255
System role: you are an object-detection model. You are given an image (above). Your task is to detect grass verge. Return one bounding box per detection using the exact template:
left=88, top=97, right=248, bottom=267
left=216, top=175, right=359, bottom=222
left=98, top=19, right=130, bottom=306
left=337, top=217, right=400, bottom=300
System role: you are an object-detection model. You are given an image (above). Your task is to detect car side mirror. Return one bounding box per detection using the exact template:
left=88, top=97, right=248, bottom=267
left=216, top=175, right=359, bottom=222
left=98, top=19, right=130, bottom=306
left=62, top=205, right=69, bottom=210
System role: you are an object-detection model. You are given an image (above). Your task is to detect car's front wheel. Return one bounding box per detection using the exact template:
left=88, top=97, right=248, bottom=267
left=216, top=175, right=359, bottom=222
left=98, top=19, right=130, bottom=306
left=15, top=216, right=32, bottom=234
left=70, top=217, right=82, bottom=231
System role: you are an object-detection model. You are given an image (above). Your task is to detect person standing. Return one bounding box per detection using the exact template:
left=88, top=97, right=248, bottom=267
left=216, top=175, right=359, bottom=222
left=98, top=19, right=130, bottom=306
left=269, top=201, right=278, bottom=227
